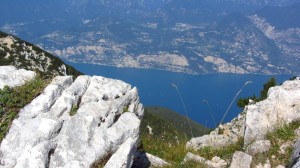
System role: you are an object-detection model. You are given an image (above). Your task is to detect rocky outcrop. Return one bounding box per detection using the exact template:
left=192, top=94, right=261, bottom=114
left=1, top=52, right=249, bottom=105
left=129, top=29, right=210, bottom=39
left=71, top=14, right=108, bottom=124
left=0, top=71, right=143, bottom=167
left=186, top=111, right=246, bottom=150
left=0, top=66, right=36, bottom=89
left=186, top=77, right=300, bottom=167
left=244, top=79, right=300, bottom=145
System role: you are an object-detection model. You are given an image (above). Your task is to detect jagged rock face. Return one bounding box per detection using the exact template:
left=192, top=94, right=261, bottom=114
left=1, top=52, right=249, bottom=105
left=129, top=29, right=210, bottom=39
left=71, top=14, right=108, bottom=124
left=244, top=79, right=300, bottom=145
left=0, top=66, right=36, bottom=89
left=0, top=74, right=144, bottom=167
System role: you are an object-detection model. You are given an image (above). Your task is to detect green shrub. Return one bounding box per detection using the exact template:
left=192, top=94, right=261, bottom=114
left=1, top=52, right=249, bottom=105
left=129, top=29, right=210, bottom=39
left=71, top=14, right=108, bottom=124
left=69, top=105, right=78, bottom=116
left=0, top=76, right=49, bottom=142
left=237, top=77, right=276, bottom=108
left=260, top=77, right=276, bottom=100
left=123, top=105, right=129, bottom=113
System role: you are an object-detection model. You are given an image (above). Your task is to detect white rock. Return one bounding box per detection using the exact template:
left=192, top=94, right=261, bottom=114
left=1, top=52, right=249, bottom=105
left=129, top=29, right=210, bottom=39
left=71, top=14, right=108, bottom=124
left=183, top=152, right=206, bottom=163
left=147, top=125, right=153, bottom=135
left=0, top=66, right=36, bottom=89
left=244, top=79, right=300, bottom=145
left=145, top=153, right=171, bottom=167
left=187, top=112, right=246, bottom=150
left=206, top=156, right=227, bottom=168
left=279, top=141, right=293, bottom=154
left=255, top=159, right=271, bottom=168
left=246, top=140, right=271, bottom=155
left=104, top=137, right=137, bottom=168
left=0, top=73, right=144, bottom=168
left=18, top=76, right=73, bottom=119
left=294, top=127, right=300, bottom=138
left=230, top=151, right=252, bottom=168
left=183, top=152, right=227, bottom=168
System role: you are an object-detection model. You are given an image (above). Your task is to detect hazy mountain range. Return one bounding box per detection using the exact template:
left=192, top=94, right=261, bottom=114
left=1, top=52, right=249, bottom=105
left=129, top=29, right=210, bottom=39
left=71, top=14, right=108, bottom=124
left=1, top=0, right=299, bottom=74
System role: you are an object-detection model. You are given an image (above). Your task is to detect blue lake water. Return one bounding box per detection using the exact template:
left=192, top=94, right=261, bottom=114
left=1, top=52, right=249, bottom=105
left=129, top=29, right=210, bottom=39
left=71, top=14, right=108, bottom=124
left=68, top=62, right=291, bottom=128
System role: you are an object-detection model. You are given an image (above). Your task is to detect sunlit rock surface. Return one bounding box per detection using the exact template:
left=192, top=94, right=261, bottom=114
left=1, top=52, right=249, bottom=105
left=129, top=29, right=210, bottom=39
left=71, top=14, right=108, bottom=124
left=0, top=72, right=144, bottom=168
left=0, top=66, right=36, bottom=89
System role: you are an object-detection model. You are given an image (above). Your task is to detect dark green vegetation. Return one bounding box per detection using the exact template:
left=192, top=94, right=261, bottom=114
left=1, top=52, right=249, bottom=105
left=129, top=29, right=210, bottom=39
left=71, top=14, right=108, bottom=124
left=69, top=105, right=78, bottom=116
left=0, top=31, right=82, bottom=77
left=139, top=106, right=244, bottom=166
left=141, top=106, right=209, bottom=141
left=0, top=76, right=49, bottom=141
left=237, top=77, right=276, bottom=108
left=139, top=106, right=209, bottom=166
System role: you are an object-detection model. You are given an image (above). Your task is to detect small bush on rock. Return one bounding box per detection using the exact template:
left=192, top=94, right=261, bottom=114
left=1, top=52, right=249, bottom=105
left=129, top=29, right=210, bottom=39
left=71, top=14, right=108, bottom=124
left=69, top=105, right=78, bottom=116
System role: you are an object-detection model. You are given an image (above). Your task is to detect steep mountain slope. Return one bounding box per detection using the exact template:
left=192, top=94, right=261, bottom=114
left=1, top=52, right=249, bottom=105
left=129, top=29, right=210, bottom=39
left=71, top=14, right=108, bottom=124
left=141, top=106, right=208, bottom=140
left=254, top=2, right=300, bottom=29
left=249, top=3, right=300, bottom=73
left=0, top=31, right=82, bottom=77
left=138, top=106, right=209, bottom=167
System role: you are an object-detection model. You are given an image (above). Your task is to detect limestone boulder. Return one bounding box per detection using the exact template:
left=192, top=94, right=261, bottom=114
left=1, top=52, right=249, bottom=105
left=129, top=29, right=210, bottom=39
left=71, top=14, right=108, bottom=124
left=0, top=74, right=144, bottom=168
left=0, top=66, right=36, bottom=89
left=244, top=79, right=300, bottom=145
left=246, top=140, right=271, bottom=155
left=230, top=151, right=252, bottom=168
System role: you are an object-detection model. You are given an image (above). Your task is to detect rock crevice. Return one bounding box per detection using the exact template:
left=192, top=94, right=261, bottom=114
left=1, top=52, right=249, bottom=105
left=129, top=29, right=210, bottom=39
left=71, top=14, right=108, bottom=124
left=0, top=67, right=144, bottom=168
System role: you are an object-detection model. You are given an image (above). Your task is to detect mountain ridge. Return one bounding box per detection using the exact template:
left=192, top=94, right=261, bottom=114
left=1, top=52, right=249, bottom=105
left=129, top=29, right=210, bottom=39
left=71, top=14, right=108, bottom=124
left=1, top=1, right=299, bottom=75
left=0, top=31, right=82, bottom=77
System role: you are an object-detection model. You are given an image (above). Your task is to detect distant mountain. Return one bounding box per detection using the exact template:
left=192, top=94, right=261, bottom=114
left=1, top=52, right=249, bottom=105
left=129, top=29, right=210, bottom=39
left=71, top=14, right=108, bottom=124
left=0, top=31, right=82, bottom=77
left=249, top=3, right=300, bottom=72
left=216, top=0, right=300, bottom=6
left=254, top=2, right=300, bottom=29
left=0, top=1, right=299, bottom=75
